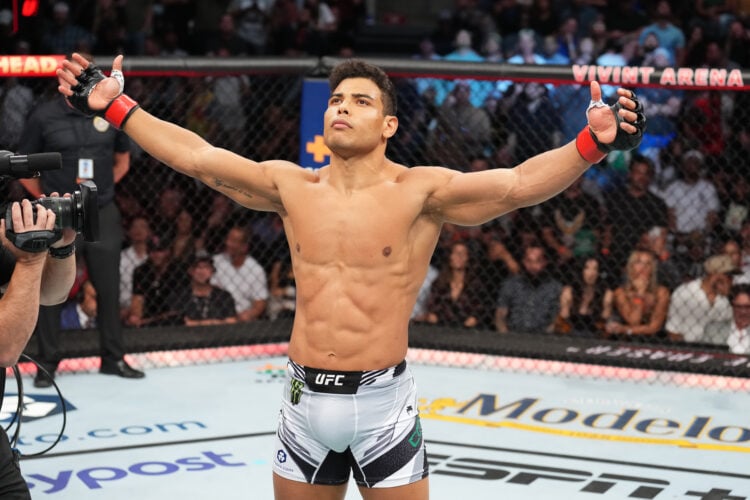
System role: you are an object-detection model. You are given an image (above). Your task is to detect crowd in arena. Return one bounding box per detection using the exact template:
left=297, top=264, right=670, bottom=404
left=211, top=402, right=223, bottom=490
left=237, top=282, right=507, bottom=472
left=1, top=1, right=749, bottom=65
left=1, top=1, right=750, bottom=355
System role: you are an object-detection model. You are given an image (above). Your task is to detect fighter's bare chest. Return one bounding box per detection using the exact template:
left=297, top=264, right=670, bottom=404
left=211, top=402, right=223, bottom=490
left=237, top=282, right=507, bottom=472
left=283, top=190, right=423, bottom=265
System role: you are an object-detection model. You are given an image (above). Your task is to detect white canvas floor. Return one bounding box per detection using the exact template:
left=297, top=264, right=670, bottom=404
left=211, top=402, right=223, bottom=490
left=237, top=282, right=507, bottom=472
left=4, top=353, right=749, bottom=499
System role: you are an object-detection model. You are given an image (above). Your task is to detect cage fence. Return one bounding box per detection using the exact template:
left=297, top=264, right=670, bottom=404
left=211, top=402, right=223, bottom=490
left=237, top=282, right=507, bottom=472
left=2, top=57, right=749, bottom=388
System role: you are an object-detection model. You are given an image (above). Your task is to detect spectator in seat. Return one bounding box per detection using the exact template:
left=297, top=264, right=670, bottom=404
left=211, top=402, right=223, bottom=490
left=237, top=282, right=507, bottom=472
left=637, top=48, right=683, bottom=166
left=171, top=209, right=199, bottom=268
left=61, top=280, right=97, bottom=330
left=504, top=82, right=561, bottom=164
left=228, top=0, right=274, bottom=55
left=605, top=250, right=670, bottom=340
left=169, top=252, right=237, bottom=326
left=720, top=238, right=747, bottom=285
left=638, top=0, right=685, bottom=66
left=556, top=256, right=613, bottom=337
left=128, top=236, right=188, bottom=327
left=603, top=154, right=669, bottom=279
left=477, top=224, right=520, bottom=327
left=662, top=149, right=720, bottom=261
left=40, top=1, right=95, bottom=55
left=120, top=215, right=151, bottom=321
left=443, top=30, right=492, bottom=107
left=198, top=193, right=237, bottom=255
left=634, top=229, right=682, bottom=292
left=737, top=220, right=750, bottom=280
left=705, top=283, right=750, bottom=354
left=428, top=80, right=491, bottom=170
left=150, top=186, right=184, bottom=245
left=727, top=283, right=750, bottom=354
left=665, top=254, right=736, bottom=345
left=540, top=176, right=604, bottom=282
left=717, top=173, right=750, bottom=243
left=211, top=225, right=268, bottom=322
left=424, top=241, right=486, bottom=329
left=495, top=244, right=562, bottom=334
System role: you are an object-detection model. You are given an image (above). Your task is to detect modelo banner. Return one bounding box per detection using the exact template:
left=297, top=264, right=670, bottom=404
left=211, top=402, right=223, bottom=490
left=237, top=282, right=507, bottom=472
left=298, top=78, right=330, bottom=169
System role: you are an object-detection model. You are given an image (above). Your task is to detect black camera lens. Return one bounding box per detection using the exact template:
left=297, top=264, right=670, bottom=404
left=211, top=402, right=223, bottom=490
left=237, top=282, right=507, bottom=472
left=35, top=194, right=81, bottom=233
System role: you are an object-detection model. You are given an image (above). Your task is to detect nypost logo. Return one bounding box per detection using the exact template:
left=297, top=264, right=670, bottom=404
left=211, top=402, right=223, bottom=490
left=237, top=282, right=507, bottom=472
left=0, top=394, right=76, bottom=423
left=24, top=451, right=250, bottom=494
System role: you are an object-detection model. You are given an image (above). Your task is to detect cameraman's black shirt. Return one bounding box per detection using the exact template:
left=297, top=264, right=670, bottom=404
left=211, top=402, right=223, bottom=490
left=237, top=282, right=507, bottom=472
left=0, top=245, right=14, bottom=288
left=17, top=96, right=130, bottom=206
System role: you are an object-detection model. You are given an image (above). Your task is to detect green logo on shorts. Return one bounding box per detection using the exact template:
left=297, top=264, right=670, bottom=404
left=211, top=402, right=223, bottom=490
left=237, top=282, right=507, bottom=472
left=408, top=416, right=422, bottom=448
left=290, top=379, right=304, bottom=405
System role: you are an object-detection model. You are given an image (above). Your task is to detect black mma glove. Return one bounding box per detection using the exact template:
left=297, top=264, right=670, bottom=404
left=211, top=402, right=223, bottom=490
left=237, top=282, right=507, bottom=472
left=67, top=63, right=139, bottom=129
left=590, top=91, right=646, bottom=153
left=68, top=64, right=107, bottom=116
left=576, top=91, right=647, bottom=164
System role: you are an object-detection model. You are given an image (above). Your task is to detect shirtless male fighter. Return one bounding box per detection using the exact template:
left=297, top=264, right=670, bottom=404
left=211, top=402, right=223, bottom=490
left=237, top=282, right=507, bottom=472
left=56, top=53, right=644, bottom=500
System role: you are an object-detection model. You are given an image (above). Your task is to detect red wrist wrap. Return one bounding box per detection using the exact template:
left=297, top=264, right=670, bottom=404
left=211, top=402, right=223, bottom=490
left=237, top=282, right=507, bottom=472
left=576, top=127, right=607, bottom=164
left=104, top=94, right=140, bottom=129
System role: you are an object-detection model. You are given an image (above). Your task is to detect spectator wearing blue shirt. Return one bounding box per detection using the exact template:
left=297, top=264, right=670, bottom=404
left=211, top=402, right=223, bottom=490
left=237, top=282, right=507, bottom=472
left=442, top=29, right=493, bottom=107
left=61, top=280, right=97, bottom=330
left=638, top=1, right=685, bottom=66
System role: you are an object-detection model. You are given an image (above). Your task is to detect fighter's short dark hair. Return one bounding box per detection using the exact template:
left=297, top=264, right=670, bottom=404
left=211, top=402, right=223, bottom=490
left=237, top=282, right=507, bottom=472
left=329, top=60, right=397, bottom=117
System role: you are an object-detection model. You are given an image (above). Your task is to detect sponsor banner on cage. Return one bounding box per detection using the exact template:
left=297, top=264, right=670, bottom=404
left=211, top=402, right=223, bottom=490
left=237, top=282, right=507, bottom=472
left=571, top=64, right=746, bottom=89
left=299, top=78, right=330, bottom=169
left=0, top=55, right=65, bottom=77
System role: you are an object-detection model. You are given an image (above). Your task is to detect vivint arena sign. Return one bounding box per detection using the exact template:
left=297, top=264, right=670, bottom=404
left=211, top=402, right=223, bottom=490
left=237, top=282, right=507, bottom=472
left=1, top=55, right=746, bottom=90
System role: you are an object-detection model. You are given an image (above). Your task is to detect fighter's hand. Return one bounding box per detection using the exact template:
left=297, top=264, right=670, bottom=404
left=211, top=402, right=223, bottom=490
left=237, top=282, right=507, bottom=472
left=57, top=53, right=124, bottom=114
left=586, top=82, right=645, bottom=151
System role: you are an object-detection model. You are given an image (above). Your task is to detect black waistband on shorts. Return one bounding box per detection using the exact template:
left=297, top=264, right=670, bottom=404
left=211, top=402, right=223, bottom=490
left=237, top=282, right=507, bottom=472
left=288, top=359, right=407, bottom=395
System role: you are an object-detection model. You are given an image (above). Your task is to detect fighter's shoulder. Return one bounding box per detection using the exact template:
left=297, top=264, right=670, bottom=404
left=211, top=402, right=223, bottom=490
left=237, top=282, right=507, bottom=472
left=258, top=159, right=320, bottom=181
left=397, top=165, right=459, bottom=184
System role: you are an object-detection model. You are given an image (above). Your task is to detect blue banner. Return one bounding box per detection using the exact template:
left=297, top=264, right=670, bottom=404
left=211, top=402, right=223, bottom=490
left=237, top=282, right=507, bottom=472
left=299, top=78, right=330, bottom=169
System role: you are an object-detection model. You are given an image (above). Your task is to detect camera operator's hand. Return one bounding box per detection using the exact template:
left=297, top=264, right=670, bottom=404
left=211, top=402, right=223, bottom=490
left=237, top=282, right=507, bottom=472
left=0, top=199, right=56, bottom=264
left=46, top=192, right=77, bottom=249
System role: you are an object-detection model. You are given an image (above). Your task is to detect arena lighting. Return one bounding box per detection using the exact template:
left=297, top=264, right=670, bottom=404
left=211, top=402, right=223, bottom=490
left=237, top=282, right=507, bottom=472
left=21, top=0, right=39, bottom=17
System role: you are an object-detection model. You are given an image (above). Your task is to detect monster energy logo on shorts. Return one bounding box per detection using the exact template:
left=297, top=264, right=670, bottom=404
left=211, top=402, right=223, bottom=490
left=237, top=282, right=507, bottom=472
left=290, top=379, right=304, bottom=405
left=409, top=416, right=423, bottom=448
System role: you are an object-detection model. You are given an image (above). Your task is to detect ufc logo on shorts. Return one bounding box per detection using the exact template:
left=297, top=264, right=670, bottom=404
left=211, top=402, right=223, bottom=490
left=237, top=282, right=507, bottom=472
left=315, top=374, right=345, bottom=386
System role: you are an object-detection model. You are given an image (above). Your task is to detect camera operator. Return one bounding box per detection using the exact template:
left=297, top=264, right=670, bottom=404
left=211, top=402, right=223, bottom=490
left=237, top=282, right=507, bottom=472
left=0, top=198, right=76, bottom=499
left=18, top=54, right=144, bottom=386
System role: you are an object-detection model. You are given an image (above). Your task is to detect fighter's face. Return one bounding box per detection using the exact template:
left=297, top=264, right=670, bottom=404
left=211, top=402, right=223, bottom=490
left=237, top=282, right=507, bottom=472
left=323, top=78, right=397, bottom=157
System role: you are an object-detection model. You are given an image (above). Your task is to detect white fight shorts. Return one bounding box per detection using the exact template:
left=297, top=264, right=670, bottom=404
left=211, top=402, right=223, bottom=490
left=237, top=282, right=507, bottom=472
left=273, top=359, right=429, bottom=488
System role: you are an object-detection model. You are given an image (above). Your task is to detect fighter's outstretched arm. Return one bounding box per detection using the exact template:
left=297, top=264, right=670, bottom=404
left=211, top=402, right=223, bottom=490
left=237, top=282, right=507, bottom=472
left=56, top=53, right=297, bottom=212
left=426, top=82, right=645, bottom=226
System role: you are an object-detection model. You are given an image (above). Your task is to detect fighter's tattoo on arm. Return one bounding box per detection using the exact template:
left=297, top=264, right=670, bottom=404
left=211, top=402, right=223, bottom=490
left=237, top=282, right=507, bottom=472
left=212, top=178, right=254, bottom=199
